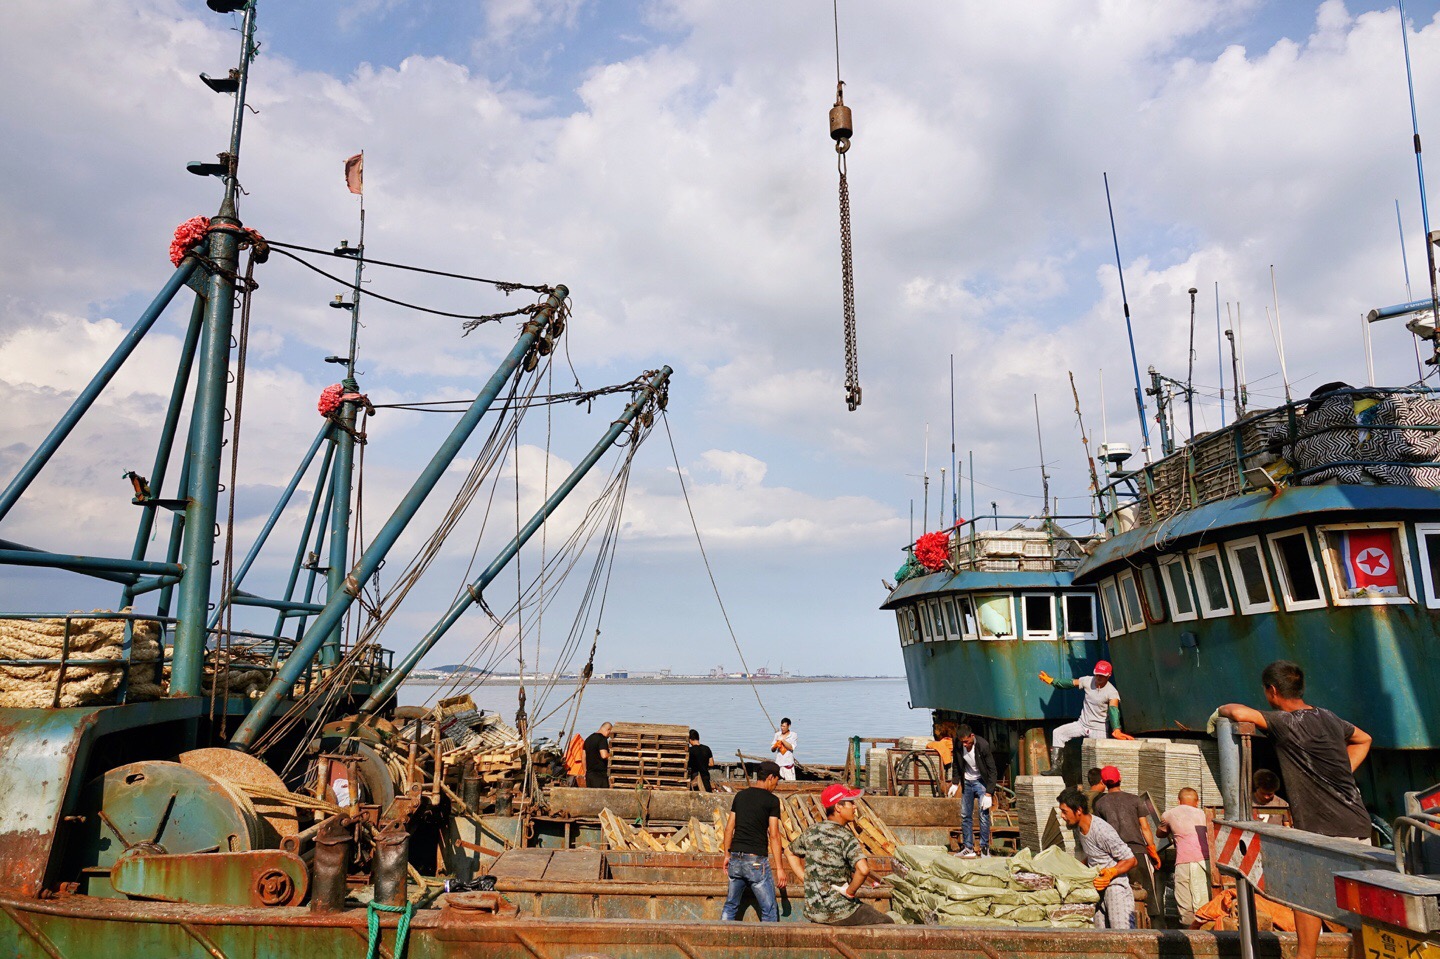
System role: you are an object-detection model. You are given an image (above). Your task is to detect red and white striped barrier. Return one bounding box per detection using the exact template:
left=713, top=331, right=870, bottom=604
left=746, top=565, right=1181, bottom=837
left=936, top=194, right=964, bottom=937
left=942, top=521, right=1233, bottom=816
left=1214, top=822, right=1266, bottom=890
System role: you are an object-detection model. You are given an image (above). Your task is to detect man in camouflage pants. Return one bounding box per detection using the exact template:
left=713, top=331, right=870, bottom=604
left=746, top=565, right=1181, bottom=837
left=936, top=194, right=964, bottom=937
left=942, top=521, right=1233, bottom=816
left=783, top=783, right=893, bottom=925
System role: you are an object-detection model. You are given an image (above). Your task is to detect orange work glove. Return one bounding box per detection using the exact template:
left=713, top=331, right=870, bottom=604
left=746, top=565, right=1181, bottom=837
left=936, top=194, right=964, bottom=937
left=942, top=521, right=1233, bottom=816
left=1111, top=730, right=1135, bottom=741
left=1038, top=670, right=1054, bottom=685
left=1093, top=867, right=1119, bottom=891
left=1147, top=844, right=1160, bottom=869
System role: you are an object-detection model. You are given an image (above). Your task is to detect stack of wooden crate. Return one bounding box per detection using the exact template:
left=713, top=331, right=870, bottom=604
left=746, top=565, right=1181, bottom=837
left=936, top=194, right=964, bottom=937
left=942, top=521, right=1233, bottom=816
left=778, top=793, right=897, bottom=859
left=606, top=722, right=691, bottom=789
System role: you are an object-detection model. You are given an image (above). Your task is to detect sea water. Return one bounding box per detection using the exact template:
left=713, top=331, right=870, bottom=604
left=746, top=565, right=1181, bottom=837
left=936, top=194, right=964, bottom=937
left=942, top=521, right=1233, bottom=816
left=398, top=677, right=930, bottom=765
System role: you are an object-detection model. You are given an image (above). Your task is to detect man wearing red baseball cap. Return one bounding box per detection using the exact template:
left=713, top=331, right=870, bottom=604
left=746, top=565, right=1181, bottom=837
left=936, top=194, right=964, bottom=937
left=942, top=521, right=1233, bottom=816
left=1093, top=766, right=1160, bottom=925
left=1036, top=659, right=1131, bottom=776
left=783, top=783, right=894, bottom=925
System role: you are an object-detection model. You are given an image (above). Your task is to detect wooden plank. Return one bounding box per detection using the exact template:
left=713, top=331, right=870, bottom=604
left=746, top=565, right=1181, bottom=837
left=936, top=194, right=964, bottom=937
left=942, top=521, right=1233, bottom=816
left=541, top=847, right=605, bottom=882
left=486, top=849, right=554, bottom=881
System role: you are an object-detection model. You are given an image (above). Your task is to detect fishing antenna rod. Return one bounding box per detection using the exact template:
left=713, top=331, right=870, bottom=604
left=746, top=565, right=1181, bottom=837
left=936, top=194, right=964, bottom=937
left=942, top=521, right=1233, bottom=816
left=1214, top=282, right=1227, bottom=428
left=1068, top=371, right=1101, bottom=512
left=1398, top=0, right=1440, bottom=368
left=1033, top=394, right=1051, bottom=518
left=1269, top=266, right=1293, bottom=403
left=1225, top=327, right=1243, bottom=422
left=1186, top=286, right=1198, bottom=442
left=1396, top=199, right=1428, bottom=380
left=1103, top=173, right=1153, bottom=462
left=950, top=354, right=959, bottom=525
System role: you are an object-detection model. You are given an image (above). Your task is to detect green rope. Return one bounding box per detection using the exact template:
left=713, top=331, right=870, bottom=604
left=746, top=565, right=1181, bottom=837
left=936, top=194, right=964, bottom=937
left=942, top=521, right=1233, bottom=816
left=365, top=900, right=415, bottom=959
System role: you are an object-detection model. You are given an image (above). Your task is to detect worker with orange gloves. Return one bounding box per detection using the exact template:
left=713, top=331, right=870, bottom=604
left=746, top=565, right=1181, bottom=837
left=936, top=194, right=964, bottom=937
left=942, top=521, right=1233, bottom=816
left=1036, top=659, right=1130, bottom=776
left=1057, top=786, right=1138, bottom=929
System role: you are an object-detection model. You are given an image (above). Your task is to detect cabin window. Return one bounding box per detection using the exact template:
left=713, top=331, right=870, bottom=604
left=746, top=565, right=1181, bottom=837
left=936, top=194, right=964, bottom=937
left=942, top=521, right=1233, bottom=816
left=957, top=596, right=978, bottom=639
left=1100, top=578, right=1126, bottom=637
left=903, top=607, right=920, bottom=645
left=1226, top=537, right=1276, bottom=615
left=1023, top=594, right=1055, bottom=640
left=1267, top=529, right=1326, bottom=611
left=943, top=596, right=961, bottom=638
left=918, top=602, right=934, bottom=641
left=928, top=600, right=947, bottom=641
left=1160, top=556, right=1197, bottom=622
left=895, top=610, right=910, bottom=646
left=1118, top=570, right=1146, bottom=630
left=1138, top=565, right=1167, bottom=623
left=1416, top=523, right=1440, bottom=609
left=1189, top=546, right=1233, bottom=617
left=1063, top=593, right=1097, bottom=640
left=976, top=594, right=1015, bottom=639
left=1318, top=524, right=1413, bottom=606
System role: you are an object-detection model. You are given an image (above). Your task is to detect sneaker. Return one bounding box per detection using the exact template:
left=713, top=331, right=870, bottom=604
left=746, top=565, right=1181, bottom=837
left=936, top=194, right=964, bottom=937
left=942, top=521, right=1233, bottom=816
left=959, top=848, right=978, bottom=859
left=980, top=849, right=991, bottom=858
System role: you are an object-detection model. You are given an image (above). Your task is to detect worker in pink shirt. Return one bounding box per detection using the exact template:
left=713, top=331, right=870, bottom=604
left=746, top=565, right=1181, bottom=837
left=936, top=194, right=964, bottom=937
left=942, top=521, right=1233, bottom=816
left=1158, top=787, right=1210, bottom=928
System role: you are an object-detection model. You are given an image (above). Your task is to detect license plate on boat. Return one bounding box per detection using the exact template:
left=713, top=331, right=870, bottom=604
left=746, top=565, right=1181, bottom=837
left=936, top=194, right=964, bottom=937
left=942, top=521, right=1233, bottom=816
left=1363, top=922, right=1440, bottom=959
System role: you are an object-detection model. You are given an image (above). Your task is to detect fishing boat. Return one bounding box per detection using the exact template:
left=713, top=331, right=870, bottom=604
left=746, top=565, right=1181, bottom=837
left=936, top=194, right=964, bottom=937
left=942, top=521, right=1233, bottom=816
left=1071, top=379, right=1440, bottom=815
left=880, top=514, right=1106, bottom=779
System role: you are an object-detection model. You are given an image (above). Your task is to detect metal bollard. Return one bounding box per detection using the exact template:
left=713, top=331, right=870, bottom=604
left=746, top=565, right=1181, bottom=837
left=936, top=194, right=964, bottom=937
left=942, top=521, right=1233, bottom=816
left=309, top=814, right=353, bottom=913
left=462, top=758, right=481, bottom=810
left=373, top=819, right=411, bottom=907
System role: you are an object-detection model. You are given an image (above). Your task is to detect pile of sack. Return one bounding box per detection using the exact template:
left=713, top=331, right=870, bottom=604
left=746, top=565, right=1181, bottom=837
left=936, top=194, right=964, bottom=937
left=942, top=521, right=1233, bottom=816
left=887, top=845, right=1101, bottom=928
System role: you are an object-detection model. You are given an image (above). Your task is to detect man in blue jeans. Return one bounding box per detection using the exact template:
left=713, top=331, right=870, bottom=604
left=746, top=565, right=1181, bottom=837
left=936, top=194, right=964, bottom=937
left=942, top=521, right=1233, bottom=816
left=721, top=760, right=786, bottom=920
left=945, top=725, right=997, bottom=857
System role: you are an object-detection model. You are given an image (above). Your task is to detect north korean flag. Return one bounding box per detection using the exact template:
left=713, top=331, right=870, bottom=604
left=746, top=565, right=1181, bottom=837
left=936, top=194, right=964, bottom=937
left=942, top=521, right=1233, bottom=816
left=1343, top=530, right=1399, bottom=594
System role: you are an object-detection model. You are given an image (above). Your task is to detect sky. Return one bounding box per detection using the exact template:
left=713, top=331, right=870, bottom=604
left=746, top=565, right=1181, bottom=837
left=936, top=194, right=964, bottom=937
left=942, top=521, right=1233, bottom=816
left=3, top=0, right=1440, bottom=690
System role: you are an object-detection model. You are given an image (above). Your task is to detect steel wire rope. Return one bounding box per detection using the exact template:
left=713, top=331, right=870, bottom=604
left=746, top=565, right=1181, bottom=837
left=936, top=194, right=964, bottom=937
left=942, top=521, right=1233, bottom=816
left=262, top=239, right=549, bottom=294
left=266, top=246, right=534, bottom=323
left=658, top=410, right=775, bottom=731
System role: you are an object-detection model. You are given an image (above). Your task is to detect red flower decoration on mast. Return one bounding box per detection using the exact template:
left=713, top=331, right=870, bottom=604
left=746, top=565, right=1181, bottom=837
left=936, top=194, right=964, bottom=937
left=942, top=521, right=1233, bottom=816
left=913, top=530, right=952, bottom=571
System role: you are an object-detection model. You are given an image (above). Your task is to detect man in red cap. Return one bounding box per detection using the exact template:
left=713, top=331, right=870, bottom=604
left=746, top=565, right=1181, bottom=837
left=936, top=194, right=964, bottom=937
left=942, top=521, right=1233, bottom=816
left=1036, top=659, right=1131, bottom=776
left=1093, top=766, right=1160, bottom=925
left=783, top=783, right=894, bottom=925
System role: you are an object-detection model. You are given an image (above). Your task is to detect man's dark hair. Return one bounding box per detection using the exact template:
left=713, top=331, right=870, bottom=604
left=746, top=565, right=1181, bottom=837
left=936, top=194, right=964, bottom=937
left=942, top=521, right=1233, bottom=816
left=1087, top=767, right=1105, bottom=787
left=957, top=724, right=973, bottom=738
left=1254, top=768, right=1281, bottom=792
left=1261, top=660, right=1305, bottom=699
left=1057, top=787, right=1090, bottom=813
left=689, top=729, right=700, bottom=740
left=757, top=760, right=781, bottom=779
left=781, top=717, right=792, bottom=726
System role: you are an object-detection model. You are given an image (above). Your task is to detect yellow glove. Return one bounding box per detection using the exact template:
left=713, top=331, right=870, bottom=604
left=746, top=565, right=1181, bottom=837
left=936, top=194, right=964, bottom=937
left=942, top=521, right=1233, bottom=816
left=1093, top=867, right=1119, bottom=891
left=1038, top=670, right=1054, bottom=685
left=1205, top=708, right=1223, bottom=735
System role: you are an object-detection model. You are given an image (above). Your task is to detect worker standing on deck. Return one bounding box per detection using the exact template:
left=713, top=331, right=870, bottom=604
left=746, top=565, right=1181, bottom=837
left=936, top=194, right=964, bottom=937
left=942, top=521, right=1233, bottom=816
left=784, top=783, right=895, bottom=926
left=1216, top=660, right=1373, bottom=959
left=688, top=728, right=716, bottom=792
left=1158, top=787, right=1209, bottom=929
left=583, top=722, right=613, bottom=789
left=1037, top=660, right=1132, bottom=775
left=1093, top=766, right=1161, bottom=926
left=771, top=717, right=798, bottom=781
left=1057, top=786, right=1138, bottom=929
left=945, top=724, right=996, bottom=858
left=721, top=760, right=786, bottom=922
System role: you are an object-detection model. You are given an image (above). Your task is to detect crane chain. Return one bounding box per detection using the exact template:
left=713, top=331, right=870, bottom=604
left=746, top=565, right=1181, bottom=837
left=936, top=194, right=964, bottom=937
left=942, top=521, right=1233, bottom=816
left=838, top=154, right=861, bottom=411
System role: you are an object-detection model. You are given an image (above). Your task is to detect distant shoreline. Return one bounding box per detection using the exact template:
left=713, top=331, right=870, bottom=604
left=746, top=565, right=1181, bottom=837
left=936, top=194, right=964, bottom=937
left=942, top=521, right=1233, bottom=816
left=401, top=676, right=898, bottom=687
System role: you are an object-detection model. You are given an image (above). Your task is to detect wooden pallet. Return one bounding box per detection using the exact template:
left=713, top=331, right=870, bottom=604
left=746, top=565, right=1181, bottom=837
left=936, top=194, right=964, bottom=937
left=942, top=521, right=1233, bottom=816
left=598, top=808, right=727, bottom=853
left=607, top=722, right=691, bottom=789
left=778, top=793, right=898, bottom=859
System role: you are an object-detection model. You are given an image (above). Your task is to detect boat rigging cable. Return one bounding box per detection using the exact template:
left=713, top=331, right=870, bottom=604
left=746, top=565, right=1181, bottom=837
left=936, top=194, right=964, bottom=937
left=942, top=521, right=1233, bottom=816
left=1397, top=0, right=1440, bottom=369
left=830, top=0, right=861, bottom=411
left=660, top=411, right=775, bottom=730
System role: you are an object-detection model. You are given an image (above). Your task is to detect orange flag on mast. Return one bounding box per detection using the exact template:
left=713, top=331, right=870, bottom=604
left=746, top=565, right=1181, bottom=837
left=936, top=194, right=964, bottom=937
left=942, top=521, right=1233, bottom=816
left=344, top=152, right=363, bottom=195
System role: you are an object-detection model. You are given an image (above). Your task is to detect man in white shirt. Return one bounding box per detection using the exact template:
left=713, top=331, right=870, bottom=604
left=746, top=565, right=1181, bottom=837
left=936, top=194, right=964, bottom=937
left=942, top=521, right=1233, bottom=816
left=771, top=717, right=797, bottom=781
left=945, top=725, right=996, bottom=858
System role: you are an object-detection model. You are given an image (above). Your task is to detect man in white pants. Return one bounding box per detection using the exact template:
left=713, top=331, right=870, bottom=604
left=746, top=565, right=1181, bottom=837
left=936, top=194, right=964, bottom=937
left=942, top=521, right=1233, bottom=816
left=771, top=717, right=797, bottom=781
left=1036, top=660, right=1131, bottom=776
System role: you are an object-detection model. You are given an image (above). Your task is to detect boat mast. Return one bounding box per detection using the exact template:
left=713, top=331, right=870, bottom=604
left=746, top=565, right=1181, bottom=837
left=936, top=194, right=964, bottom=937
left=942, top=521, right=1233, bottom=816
left=1103, top=173, right=1152, bottom=463
left=172, top=1, right=259, bottom=697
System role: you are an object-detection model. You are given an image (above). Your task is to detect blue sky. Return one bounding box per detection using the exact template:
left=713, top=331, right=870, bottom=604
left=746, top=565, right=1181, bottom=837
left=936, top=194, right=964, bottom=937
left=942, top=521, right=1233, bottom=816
left=3, top=0, right=1440, bottom=684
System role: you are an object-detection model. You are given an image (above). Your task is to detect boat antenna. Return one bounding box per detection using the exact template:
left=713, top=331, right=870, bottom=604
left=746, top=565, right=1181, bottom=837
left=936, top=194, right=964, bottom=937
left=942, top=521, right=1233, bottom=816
left=950, top=353, right=958, bottom=525
left=939, top=467, right=947, bottom=528
left=922, top=422, right=930, bottom=531
left=829, top=0, right=861, bottom=410
left=1225, top=325, right=1243, bottom=421
left=1398, top=0, right=1440, bottom=368
left=1103, top=173, right=1152, bottom=462
left=1269, top=266, right=1293, bottom=403
left=1363, top=312, right=1377, bottom=386
left=1214, top=282, right=1227, bottom=428
left=968, top=449, right=975, bottom=526
left=1186, top=286, right=1198, bottom=442
left=1233, top=301, right=1249, bottom=412
left=1068, top=371, right=1101, bottom=511
left=1099, top=367, right=1109, bottom=450
left=1033, top=394, right=1051, bottom=518
left=1396, top=199, right=1428, bottom=380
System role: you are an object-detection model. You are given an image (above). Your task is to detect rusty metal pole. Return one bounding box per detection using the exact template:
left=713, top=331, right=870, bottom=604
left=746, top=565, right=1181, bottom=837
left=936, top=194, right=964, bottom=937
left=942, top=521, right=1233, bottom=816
left=373, top=820, right=410, bottom=907
left=309, top=815, right=353, bottom=913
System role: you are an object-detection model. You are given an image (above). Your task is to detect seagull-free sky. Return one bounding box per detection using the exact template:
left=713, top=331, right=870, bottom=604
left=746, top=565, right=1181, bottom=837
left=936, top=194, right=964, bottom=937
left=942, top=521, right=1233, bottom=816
left=2, top=0, right=1438, bottom=680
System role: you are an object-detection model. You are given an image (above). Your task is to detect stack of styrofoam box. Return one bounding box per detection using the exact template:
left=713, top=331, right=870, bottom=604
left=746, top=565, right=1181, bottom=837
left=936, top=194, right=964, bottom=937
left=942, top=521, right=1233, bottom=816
left=864, top=746, right=890, bottom=792
left=1014, top=775, right=1066, bottom=852
left=1135, top=739, right=1226, bottom=814
left=1080, top=738, right=1150, bottom=793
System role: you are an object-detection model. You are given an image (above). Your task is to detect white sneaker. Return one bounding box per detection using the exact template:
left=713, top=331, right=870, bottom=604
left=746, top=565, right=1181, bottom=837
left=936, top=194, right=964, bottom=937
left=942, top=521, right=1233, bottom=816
left=959, top=848, right=978, bottom=859
left=980, top=850, right=991, bottom=858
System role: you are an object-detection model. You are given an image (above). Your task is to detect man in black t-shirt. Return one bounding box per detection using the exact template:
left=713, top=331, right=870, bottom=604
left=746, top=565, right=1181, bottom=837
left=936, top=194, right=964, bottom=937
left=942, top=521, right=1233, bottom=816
left=1092, top=766, right=1160, bottom=924
left=583, top=722, right=613, bottom=789
left=1218, top=660, right=1373, bottom=959
left=688, top=728, right=715, bottom=792
left=721, top=760, right=786, bottom=921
